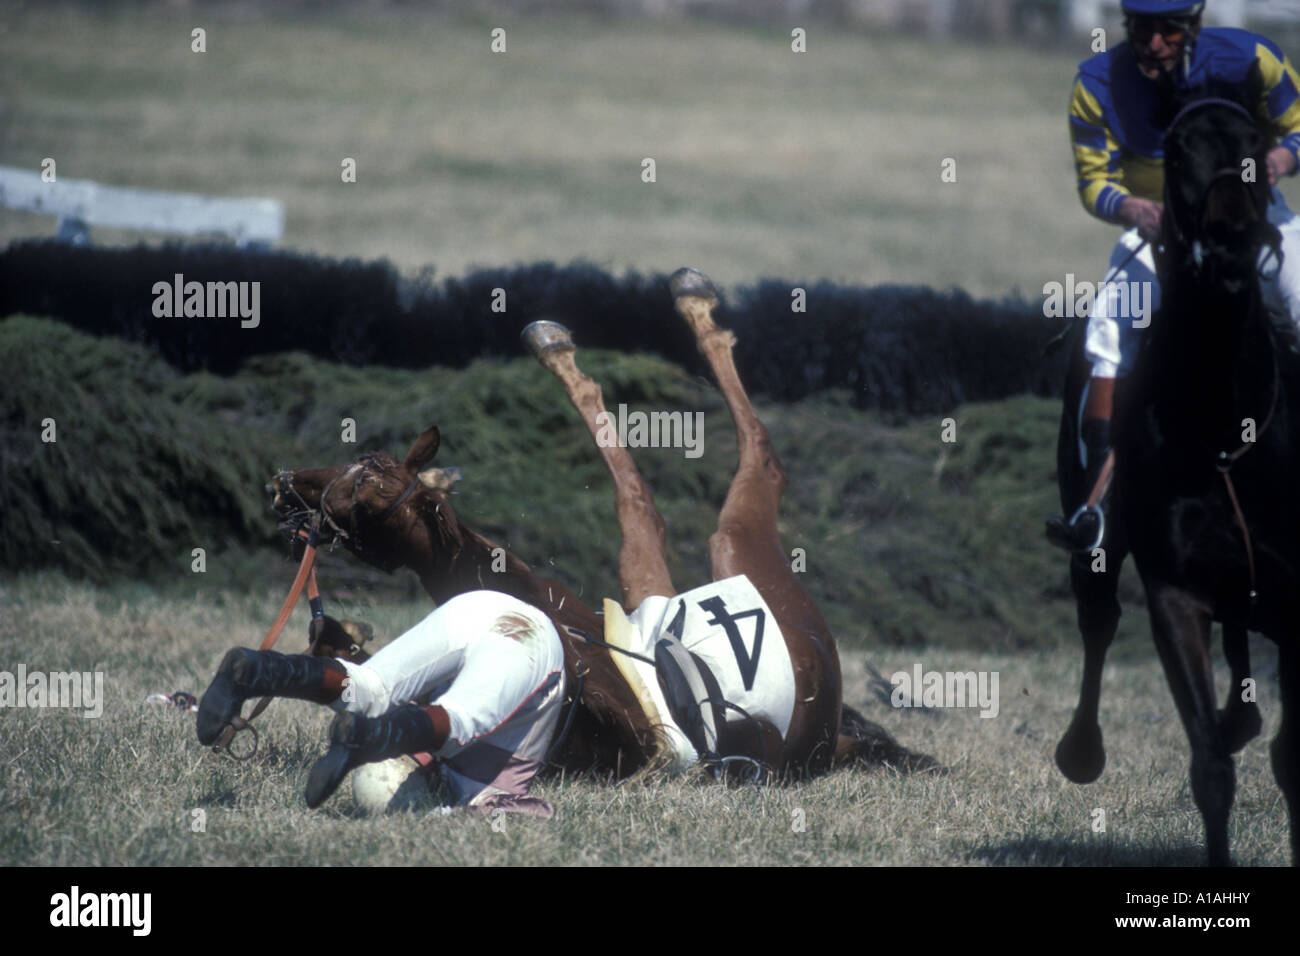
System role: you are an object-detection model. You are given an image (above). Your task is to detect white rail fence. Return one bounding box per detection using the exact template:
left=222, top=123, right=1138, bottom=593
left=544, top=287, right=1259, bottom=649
left=0, top=165, right=283, bottom=249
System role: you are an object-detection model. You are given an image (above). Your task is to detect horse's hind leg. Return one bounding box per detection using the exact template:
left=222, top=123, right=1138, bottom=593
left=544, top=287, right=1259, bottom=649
left=1271, top=643, right=1300, bottom=864
left=1220, top=623, right=1262, bottom=754
left=523, top=321, right=675, bottom=609
left=670, top=270, right=797, bottom=593
left=1056, top=555, right=1122, bottom=783
left=1148, top=584, right=1234, bottom=866
left=670, top=268, right=841, bottom=773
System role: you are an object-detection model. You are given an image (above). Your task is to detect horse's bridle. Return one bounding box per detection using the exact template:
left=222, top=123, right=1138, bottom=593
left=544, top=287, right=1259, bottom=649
left=279, top=455, right=425, bottom=571
left=1161, top=98, right=1281, bottom=275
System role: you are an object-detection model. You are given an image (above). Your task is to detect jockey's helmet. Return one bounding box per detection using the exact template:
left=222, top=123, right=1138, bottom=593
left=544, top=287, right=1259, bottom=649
left=1123, top=0, right=1203, bottom=77
left=1120, top=1, right=1204, bottom=14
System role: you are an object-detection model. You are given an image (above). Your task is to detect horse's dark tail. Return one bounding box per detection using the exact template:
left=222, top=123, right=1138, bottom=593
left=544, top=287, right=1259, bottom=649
left=839, top=703, right=945, bottom=775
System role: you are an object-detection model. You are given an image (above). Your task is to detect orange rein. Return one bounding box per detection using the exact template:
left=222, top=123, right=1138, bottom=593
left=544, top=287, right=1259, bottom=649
left=212, top=516, right=325, bottom=759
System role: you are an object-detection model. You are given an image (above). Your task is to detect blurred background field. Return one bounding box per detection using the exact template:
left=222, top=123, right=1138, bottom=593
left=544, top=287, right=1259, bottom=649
left=12, top=2, right=1299, bottom=295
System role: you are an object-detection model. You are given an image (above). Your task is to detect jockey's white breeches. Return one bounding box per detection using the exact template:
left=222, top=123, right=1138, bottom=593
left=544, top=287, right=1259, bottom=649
left=1085, top=188, right=1300, bottom=379
left=332, top=590, right=565, bottom=808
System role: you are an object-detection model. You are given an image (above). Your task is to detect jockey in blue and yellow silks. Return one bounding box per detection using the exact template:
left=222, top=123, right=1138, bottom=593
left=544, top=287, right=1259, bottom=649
left=1048, top=0, right=1300, bottom=553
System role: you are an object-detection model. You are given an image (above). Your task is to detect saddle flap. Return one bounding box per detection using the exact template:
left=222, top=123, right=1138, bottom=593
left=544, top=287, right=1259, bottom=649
left=653, top=636, right=723, bottom=759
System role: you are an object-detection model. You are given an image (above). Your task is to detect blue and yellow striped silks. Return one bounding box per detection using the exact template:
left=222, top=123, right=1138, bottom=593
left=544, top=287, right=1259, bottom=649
left=1070, top=27, right=1300, bottom=223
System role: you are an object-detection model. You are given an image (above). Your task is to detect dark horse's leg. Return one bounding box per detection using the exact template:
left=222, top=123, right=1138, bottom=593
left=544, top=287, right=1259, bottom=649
left=1054, top=340, right=1126, bottom=783
left=1272, top=643, right=1300, bottom=865
left=1056, top=552, right=1123, bottom=783
left=522, top=321, right=676, bottom=609
left=1220, top=624, right=1263, bottom=754
left=1148, top=583, right=1234, bottom=866
left=670, top=268, right=842, bottom=776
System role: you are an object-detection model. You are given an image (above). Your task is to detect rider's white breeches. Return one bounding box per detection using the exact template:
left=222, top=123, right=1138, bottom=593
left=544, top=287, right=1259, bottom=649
left=1085, top=188, right=1300, bottom=379
left=331, top=590, right=565, bottom=807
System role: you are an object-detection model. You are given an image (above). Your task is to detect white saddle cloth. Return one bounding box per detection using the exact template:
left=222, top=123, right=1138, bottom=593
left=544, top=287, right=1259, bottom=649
left=604, top=574, right=795, bottom=772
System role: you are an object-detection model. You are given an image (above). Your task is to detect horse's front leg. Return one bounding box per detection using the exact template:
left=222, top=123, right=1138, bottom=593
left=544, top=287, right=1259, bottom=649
left=1219, top=623, right=1262, bottom=754
left=1147, top=582, right=1234, bottom=866
left=1056, top=552, right=1123, bottom=783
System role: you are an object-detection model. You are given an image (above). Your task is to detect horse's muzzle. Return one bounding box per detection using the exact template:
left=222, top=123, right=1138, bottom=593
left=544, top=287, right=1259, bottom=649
left=267, top=472, right=308, bottom=519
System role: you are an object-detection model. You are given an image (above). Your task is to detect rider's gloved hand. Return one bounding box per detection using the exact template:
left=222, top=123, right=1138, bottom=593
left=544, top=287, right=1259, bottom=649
left=1118, top=196, right=1164, bottom=243
left=1266, top=146, right=1298, bottom=187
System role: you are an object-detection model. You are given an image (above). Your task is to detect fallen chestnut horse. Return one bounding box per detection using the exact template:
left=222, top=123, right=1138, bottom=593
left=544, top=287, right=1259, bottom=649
left=202, top=268, right=936, bottom=810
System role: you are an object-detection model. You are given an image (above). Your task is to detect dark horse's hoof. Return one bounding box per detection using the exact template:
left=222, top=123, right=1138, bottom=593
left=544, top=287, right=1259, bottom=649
left=669, top=267, right=718, bottom=302
left=520, top=319, right=574, bottom=359
left=1055, top=721, right=1106, bottom=784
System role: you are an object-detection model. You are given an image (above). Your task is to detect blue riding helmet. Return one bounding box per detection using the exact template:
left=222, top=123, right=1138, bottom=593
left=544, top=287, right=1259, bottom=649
left=1120, top=0, right=1204, bottom=14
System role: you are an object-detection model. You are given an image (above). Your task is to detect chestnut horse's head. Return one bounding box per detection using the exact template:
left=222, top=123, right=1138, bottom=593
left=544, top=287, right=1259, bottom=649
left=268, top=425, right=462, bottom=572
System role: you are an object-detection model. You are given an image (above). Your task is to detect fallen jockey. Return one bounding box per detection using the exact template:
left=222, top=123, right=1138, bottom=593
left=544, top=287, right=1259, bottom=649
left=197, top=591, right=566, bottom=816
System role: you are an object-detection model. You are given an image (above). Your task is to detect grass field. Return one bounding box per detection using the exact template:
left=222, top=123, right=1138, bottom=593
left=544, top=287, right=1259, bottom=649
left=0, top=573, right=1288, bottom=867
left=6, top=5, right=1297, bottom=297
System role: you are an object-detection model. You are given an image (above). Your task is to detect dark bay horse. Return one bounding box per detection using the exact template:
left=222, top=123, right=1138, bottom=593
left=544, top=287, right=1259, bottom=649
left=1052, top=343, right=1259, bottom=788
left=266, top=269, right=936, bottom=784
left=1064, top=98, right=1298, bottom=865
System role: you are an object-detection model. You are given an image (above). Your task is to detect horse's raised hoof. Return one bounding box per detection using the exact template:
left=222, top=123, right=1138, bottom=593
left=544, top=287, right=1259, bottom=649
left=1055, top=722, right=1106, bottom=784
left=520, top=319, right=575, bottom=359
left=669, top=267, right=718, bottom=303
left=1218, top=704, right=1263, bottom=754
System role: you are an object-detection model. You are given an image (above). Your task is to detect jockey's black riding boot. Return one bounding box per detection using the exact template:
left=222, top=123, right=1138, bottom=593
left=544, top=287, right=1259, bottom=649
left=196, top=648, right=347, bottom=746
left=1046, top=418, right=1113, bottom=554
left=305, top=704, right=448, bottom=809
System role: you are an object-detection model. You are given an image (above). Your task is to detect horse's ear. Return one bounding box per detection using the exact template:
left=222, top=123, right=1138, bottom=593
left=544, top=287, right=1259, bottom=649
left=418, top=465, right=462, bottom=493
left=403, top=425, right=440, bottom=472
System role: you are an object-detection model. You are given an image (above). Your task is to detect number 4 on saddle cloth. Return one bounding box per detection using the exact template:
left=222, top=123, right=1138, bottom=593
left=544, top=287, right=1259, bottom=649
left=600, top=575, right=796, bottom=772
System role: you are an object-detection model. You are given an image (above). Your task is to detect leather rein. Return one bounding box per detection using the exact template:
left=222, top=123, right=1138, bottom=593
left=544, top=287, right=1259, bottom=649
left=1214, top=339, right=1280, bottom=608
left=211, top=516, right=325, bottom=759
